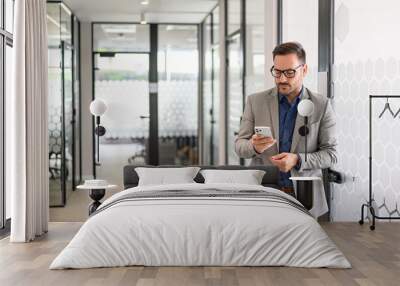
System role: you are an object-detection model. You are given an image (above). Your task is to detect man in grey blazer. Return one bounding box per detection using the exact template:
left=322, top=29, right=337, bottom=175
left=235, top=42, right=337, bottom=217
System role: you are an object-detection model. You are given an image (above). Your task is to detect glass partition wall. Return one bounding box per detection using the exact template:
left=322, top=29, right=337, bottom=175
left=202, top=16, right=213, bottom=165
left=226, top=0, right=244, bottom=165
left=1, top=0, right=14, bottom=231
left=224, top=0, right=267, bottom=165
left=93, top=24, right=151, bottom=186
left=47, top=2, right=80, bottom=207
left=73, top=16, right=81, bottom=186
left=158, top=24, right=199, bottom=165
left=93, top=23, right=199, bottom=186
left=245, top=0, right=266, bottom=96
left=226, top=33, right=243, bottom=165
left=202, top=6, right=220, bottom=165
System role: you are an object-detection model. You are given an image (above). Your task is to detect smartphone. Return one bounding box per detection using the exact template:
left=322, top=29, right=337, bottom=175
left=254, top=126, right=273, bottom=138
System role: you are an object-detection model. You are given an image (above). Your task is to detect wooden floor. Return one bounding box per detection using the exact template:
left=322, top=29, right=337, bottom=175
left=0, top=222, right=399, bottom=286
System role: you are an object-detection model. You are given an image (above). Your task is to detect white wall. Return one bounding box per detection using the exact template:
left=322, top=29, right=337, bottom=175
left=332, top=0, right=400, bottom=221
left=80, top=22, right=94, bottom=179
left=264, top=0, right=278, bottom=89
left=282, top=0, right=318, bottom=92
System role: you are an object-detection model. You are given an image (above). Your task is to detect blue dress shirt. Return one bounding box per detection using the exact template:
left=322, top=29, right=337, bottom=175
left=278, top=89, right=303, bottom=187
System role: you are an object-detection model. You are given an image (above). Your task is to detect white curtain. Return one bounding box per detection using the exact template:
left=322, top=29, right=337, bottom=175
left=9, top=0, right=49, bottom=242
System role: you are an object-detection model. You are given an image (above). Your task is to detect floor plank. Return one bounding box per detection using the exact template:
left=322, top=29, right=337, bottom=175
left=0, top=222, right=399, bottom=286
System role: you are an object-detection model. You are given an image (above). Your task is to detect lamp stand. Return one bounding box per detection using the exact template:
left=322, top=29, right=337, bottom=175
left=297, top=180, right=313, bottom=210
left=298, top=116, right=309, bottom=162
left=296, top=116, right=313, bottom=209
left=94, top=116, right=106, bottom=165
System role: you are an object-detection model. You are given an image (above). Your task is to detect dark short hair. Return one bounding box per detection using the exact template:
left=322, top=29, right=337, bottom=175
left=272, top=42, right=306, bottom=64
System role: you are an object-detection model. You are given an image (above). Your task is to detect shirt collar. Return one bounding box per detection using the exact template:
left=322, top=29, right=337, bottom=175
left=278, top=86, right=304, bottom=105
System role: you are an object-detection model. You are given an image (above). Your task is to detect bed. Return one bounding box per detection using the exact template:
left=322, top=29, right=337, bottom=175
left=50, top=165, right=350, bottom=269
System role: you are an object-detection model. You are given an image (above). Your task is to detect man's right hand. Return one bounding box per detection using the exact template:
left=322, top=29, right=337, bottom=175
left=251, top=134, right=276, bottom=154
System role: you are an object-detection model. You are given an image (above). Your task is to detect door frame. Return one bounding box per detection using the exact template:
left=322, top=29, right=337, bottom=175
left=60, top=40, right=76, bottom=207
left=200, top=4, right=220, bottom=166
left=224, top=0, right=246, bottom=165
left=92, top=50, right=153, bottom=171
left=0, top=0, right=14, bottom=229
left=91, top=22, right=156, bottom=177
left=48, top=1, right=81, bottom=208
left=49, top=40, right=76, bottom=207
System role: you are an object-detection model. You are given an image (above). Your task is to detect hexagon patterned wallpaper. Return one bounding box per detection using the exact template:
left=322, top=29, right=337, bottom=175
left=331, top=0, right=400, bottom=221
left=332, top=61, right=400, bottom=221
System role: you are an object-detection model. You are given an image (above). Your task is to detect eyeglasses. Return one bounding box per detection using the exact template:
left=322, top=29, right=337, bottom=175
left=270, top=64, right=304, bottom=78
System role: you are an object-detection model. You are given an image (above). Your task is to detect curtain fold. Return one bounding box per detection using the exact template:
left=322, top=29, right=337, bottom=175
left=10, top=0, right=49, bottom=242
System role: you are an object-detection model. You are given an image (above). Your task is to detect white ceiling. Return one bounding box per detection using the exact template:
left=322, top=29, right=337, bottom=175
left=63, top=0, right=218, bottom=23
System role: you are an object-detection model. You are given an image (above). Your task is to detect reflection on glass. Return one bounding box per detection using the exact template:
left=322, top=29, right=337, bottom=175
left=95, top=53, right=149, bottom=186
left=93, top=24, right=150, bottom=53
left=1, top=41, right=3, bottom=227
left=0, top=0, right=2, bottom=28
left=227, top=35, right=242, bottom=165
left=203, top=16, right=213, bottom=164
left=245, top=0, right=266, bottom=96
left=47, top=3, right=61, bottom=48
left=63, top=44, right=74, bottom=200
left=227, top=0, right=240, bottom=35
left=60, top=4, right=72, bottom=45
left=212, top=46, right=220, bottom=164
left=5, top=0, right=14, bottom=33
left=158, top=25, right=199, bottom=165
left=73, top=16, right=81, bottom=184
left=212, top=6, right=220, bottom=44
left=48, top=3, right=63, bottom=206
left=5, top=44, right=12, bottom=220
left=48, top=47, right=63, bottom=205
left=47, top=2, right=75, bottom=206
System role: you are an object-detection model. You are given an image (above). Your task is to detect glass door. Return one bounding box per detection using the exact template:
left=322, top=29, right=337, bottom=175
left=202, top=15, right=213, bottom=165
left=157, top=24, right=199, bottom=165
left=94, top=53, right=150, bottom=186
left=212, top=45, right=220, bottom=164
left=62, top=41, right=75, bottom=202
left=47, top=2, right=76, bottom=207
left=48, top=47, right=63, bottom=206
left=226, top=34, right=243, bottom=165
left=211, top=7, right=220, bottom=165
left=48, top=41, right=75, bottom=206
left=202, top=7, right=220, bottom=166
left=73, top=16, right=82, bottom=185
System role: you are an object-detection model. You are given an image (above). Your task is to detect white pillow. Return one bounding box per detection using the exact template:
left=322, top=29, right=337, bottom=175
left=135, top=167, right=201, bottom=186
left=200, top=169, right=266, bottom=185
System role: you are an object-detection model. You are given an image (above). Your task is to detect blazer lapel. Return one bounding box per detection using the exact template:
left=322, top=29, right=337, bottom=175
left=290, top=88, right=310, bottom=153
left=290, top=114, right=304, bottom=153
left=268, top=88, right=280, bottom=151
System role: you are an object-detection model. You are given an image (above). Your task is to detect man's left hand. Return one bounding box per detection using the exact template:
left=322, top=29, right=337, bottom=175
left=269, top=152, right=299, bottom=172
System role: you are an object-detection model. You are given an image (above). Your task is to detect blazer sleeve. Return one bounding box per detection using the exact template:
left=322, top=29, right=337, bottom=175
left=298, top=99, right=338, bottom=171
left=234, top=96, right=258, bottom=159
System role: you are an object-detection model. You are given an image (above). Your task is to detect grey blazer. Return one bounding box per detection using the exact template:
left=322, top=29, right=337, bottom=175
left=234, top=87, right=337, bottom=217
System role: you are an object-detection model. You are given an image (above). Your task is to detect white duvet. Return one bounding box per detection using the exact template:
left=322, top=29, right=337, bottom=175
left=50, top=183, right=351, bottom=269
